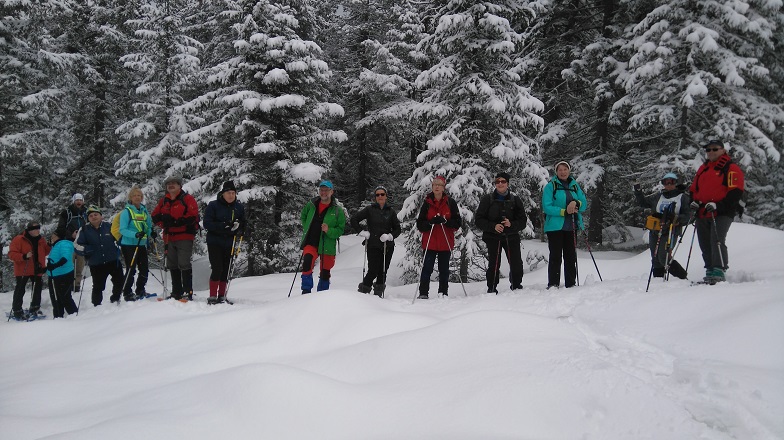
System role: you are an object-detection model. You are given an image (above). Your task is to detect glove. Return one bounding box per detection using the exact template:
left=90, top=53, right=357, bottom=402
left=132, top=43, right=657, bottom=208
left=160, top=214, right=173, bottom=226
left=150, top=230, right=158, bottom=239
left=358, top=230, right=370, bottom=239
left=135, top=231, right=146, bottom=239
left=380, top=233, right=394, bottom=242
left=430, top=215, right=446, bottom=225
left=633, top=183, right=641, bottom=191
left=34, top=264, right=45, bottom=275
left=172, top=218, right=185, bottom=227
left=231, top=221, right=240, bottom=232
left=689, top=201, right=700, bottom=210
left=705, top=202, right=717, bottom=213
left=224, top=222, right=232, bottom=230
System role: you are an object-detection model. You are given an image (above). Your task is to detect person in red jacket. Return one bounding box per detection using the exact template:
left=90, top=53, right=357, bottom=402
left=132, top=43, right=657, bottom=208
left=7, top=221, right=51, bottom=320
left=415, top=176, right=462, bottom=299
left=151, top=174, right=200, bottom=300
left=689, top=140, right=745, bottom=284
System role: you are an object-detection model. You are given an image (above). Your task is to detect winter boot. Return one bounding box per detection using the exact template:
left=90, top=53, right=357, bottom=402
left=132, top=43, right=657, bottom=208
left=372, top=283, right=385, bottom=298
left=317, top=279, right=330, bottom=291
left=209, top=280, right=219, bottom=300
left=182, top=269, right=194, bottom=300
left=652, top=267, right=665, bottom=278
left=357, top=283, right=372, bottom=294
left=438, top=281, right=449, bottom=297
left=170, top=269, right=183, bottom=300
left=301, top=274, right=313, bottom=294
left=668, top=260, right=688, bottom=280
left=418, top=281, right=429, bottom=299
left=487, top=284, right=498, bottom=294
left=218, top=281, right=227, bottom=302
left=10, top=309, right=26, bottom=321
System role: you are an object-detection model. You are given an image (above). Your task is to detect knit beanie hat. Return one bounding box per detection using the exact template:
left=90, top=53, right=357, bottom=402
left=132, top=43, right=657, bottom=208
left=433, top=176, right=447, bottom=185
left=86, top=205, right=102, bottom=215
left=72, top=193, right=85, bottom=203
left=495, top=172, right=511, bottom=182
left=220, top=181, right=237, bottom=193
left=554, top=160, right=571, bottom=171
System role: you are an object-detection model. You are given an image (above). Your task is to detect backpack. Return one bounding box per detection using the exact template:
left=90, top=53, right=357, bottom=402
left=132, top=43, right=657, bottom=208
left=111, top=207, right=135, bottom=241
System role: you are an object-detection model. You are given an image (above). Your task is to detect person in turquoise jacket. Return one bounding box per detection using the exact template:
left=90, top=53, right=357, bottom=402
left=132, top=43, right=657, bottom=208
left=299, top=181, right=346, bottom=294
left=46, top=228, right=78, bottom=318
left=118, top=186, right=155, bottom=299
left=542, top=161, right=588, bottom=289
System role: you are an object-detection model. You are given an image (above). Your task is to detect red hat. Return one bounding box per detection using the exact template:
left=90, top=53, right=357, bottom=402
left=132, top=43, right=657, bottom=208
left=433, top=176, right=446, bottom=184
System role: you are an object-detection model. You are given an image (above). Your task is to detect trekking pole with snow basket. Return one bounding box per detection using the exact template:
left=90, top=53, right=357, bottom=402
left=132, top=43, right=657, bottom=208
left=361, top=235, right=367, bottom=284
left=225, top=235, right=243, bottom=301
left=412, top=224, right=435, bottom=304
left=646, top=217, right=667, bottom=292
left=121, top=237, right=143, bottom=296
left=491, top=238, right=502, bottom=294
left=581, top=231, right=603, bottom=282
left=684, top=223, right=697, bottom=275
left=381, top=241, right=387, bottom=299
left=288, top=252, right=304, bottom=298
left=710, top=213, right=725, bottom=270
left=572, top=215, right=580, bottom=286
left=76, top=263, right=87, bottom=315
left=440, top=223, right=467, bottom=297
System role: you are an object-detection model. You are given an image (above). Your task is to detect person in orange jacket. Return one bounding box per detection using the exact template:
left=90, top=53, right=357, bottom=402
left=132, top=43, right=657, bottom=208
left=7, top=221, right=51, bottom=320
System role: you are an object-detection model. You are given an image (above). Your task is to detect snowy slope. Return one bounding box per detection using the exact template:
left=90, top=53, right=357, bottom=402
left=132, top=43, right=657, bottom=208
left=1, top=223, right=782, bottom=439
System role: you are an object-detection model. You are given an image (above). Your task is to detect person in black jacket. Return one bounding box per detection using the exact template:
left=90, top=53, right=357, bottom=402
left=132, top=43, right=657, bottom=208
left=56, top=193, right=88, bottom=291
left=203, top=181, right=245, bottom=304
left=350, top=186, right=402, bottom=297
left=74, top=206, right=126, bottom=305
left=475, top=172, right=528, bottom=293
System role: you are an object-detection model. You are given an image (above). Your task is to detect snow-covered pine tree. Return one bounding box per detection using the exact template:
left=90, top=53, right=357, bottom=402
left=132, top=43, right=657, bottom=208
left=115, top=0, right=204, bottom=209
left=611, top=0, right=784, bottom=225
left=177, top=0, right=346, bottom=275
left=399, top=0, right=548, bottom=284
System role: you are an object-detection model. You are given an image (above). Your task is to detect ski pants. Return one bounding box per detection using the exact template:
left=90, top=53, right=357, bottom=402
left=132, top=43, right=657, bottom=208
left=485, top=235, right=523, bottom=289
left=121, top=245, right=149, bottom=296
left=89, top=260, right=124, bottom=305
left=300, top=245, right=335, bottom=279
left=546, top=230, right=577, bottom=288
left=12, top=275, right=43, bottom=313
left=48, top=271, right=77, bottom=318
left=649, top=225, right=683, bottom=269
left=208, top=244, right=232, bottom=282
left=166, top=239, right=194, bottom=271
left=696, top=215, right=732, bottom=270
left=363, top=244, right=394, bottom=286
left=420, top=250, right=451, bottom=294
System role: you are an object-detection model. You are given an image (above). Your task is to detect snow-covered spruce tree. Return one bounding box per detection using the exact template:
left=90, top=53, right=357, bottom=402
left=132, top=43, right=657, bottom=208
left=178, top=0, right=345, bottom=276
left=0, top=1, right=82, bottom=232
left=321, top=0, right=425, bottom=212
left=60, top=0, right=138, bottom=209
left=611, top=0, right=784, bottom=225
left=399, top=0, right=548, bottom=284
left=114, top=0, right=203, bottom=209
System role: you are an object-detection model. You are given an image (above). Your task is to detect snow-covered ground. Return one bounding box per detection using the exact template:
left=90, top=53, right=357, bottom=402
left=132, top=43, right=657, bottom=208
left=1, top=223, right=783, bottom=439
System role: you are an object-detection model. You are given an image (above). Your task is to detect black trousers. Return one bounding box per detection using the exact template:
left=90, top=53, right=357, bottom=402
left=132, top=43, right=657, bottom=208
left=696, top=215, right=732, bottom=270
left=89, top=260, right=124, bottom=305
left=12, top=275, right=43, bottom=313
left=547, top=230, right=577, bottom=288
left=485, top=236, right=523, bottom=289
left=208, top=244, right=232, bottom=282
left=121, top=245, right=149, bottom=295
left=48, top=272, right=77, bottom=318
left=420, top=250, right=451, bottom=294
left=362, top=245, right=394, bottom=286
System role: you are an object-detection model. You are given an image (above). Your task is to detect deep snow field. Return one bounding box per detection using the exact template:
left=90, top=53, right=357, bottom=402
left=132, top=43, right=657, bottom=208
left=1, top=222, right=783, bottom=439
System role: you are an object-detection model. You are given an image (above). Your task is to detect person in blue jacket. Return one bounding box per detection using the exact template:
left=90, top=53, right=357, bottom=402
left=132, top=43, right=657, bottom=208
left=542, top=161, right=588, bottom=289
left=203, top=181, right=245, bottom=304
left=75, top=205, right=126, bottom=305
left=118, top=186, right=155, bottom=299
left=46, top=228, right=78, bottom=318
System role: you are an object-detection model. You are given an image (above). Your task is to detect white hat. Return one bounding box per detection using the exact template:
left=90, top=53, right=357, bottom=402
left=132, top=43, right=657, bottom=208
left=72, top=193, right=85, bottom=203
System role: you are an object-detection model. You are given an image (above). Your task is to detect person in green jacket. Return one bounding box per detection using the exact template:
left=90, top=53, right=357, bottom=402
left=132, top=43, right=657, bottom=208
left=542, top=161, right=588, bottom=289
left=299, top=181, right=346, bottom=294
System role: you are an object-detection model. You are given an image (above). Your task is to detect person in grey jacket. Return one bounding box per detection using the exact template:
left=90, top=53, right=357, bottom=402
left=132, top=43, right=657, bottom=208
left=351, top=186, right=401, bottom=297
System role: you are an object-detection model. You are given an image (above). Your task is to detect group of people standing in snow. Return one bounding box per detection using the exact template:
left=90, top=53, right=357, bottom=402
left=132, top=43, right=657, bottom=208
left=7, top=139, right=746, bottom=320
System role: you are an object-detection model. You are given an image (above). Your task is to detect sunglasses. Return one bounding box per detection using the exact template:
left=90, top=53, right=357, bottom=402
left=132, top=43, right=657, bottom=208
left=494, top=179, right=508, bottom=184
left=662, top=179, right=676, bottom=185
left=705, top=147, right=721, bottom=152
left=375, top=193, right=386, bottom=197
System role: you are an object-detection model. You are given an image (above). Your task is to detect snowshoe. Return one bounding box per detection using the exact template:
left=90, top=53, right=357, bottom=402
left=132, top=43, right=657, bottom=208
left=417, top=293, right=429, bottom=300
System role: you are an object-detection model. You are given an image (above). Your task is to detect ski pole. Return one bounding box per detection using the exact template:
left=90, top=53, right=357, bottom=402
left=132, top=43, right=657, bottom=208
left=710, top=212, right=725, bottom=270
left=581, top=231, right=603, bottom=282
left=412, top=224, right=435, bottom=304
left=646, top=220, right=667, bottom=292
left=572, top=215, right=579, bottom=286
left=121, top=236, right=143, bottom=296
left=491, top=238, right=502, bottom=293
left=440, top=223, right=467, bottom=297
left=381, top=241, right=387, bottom=299
left=287, top=252, right=305, bottom=298
left=684, top=222, right=697, bottom=274
left=76, top=262, right=87, bottom=315
left=225, top=235, right=243, bottom=301
left=361, top=233, right=368, bottom=286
